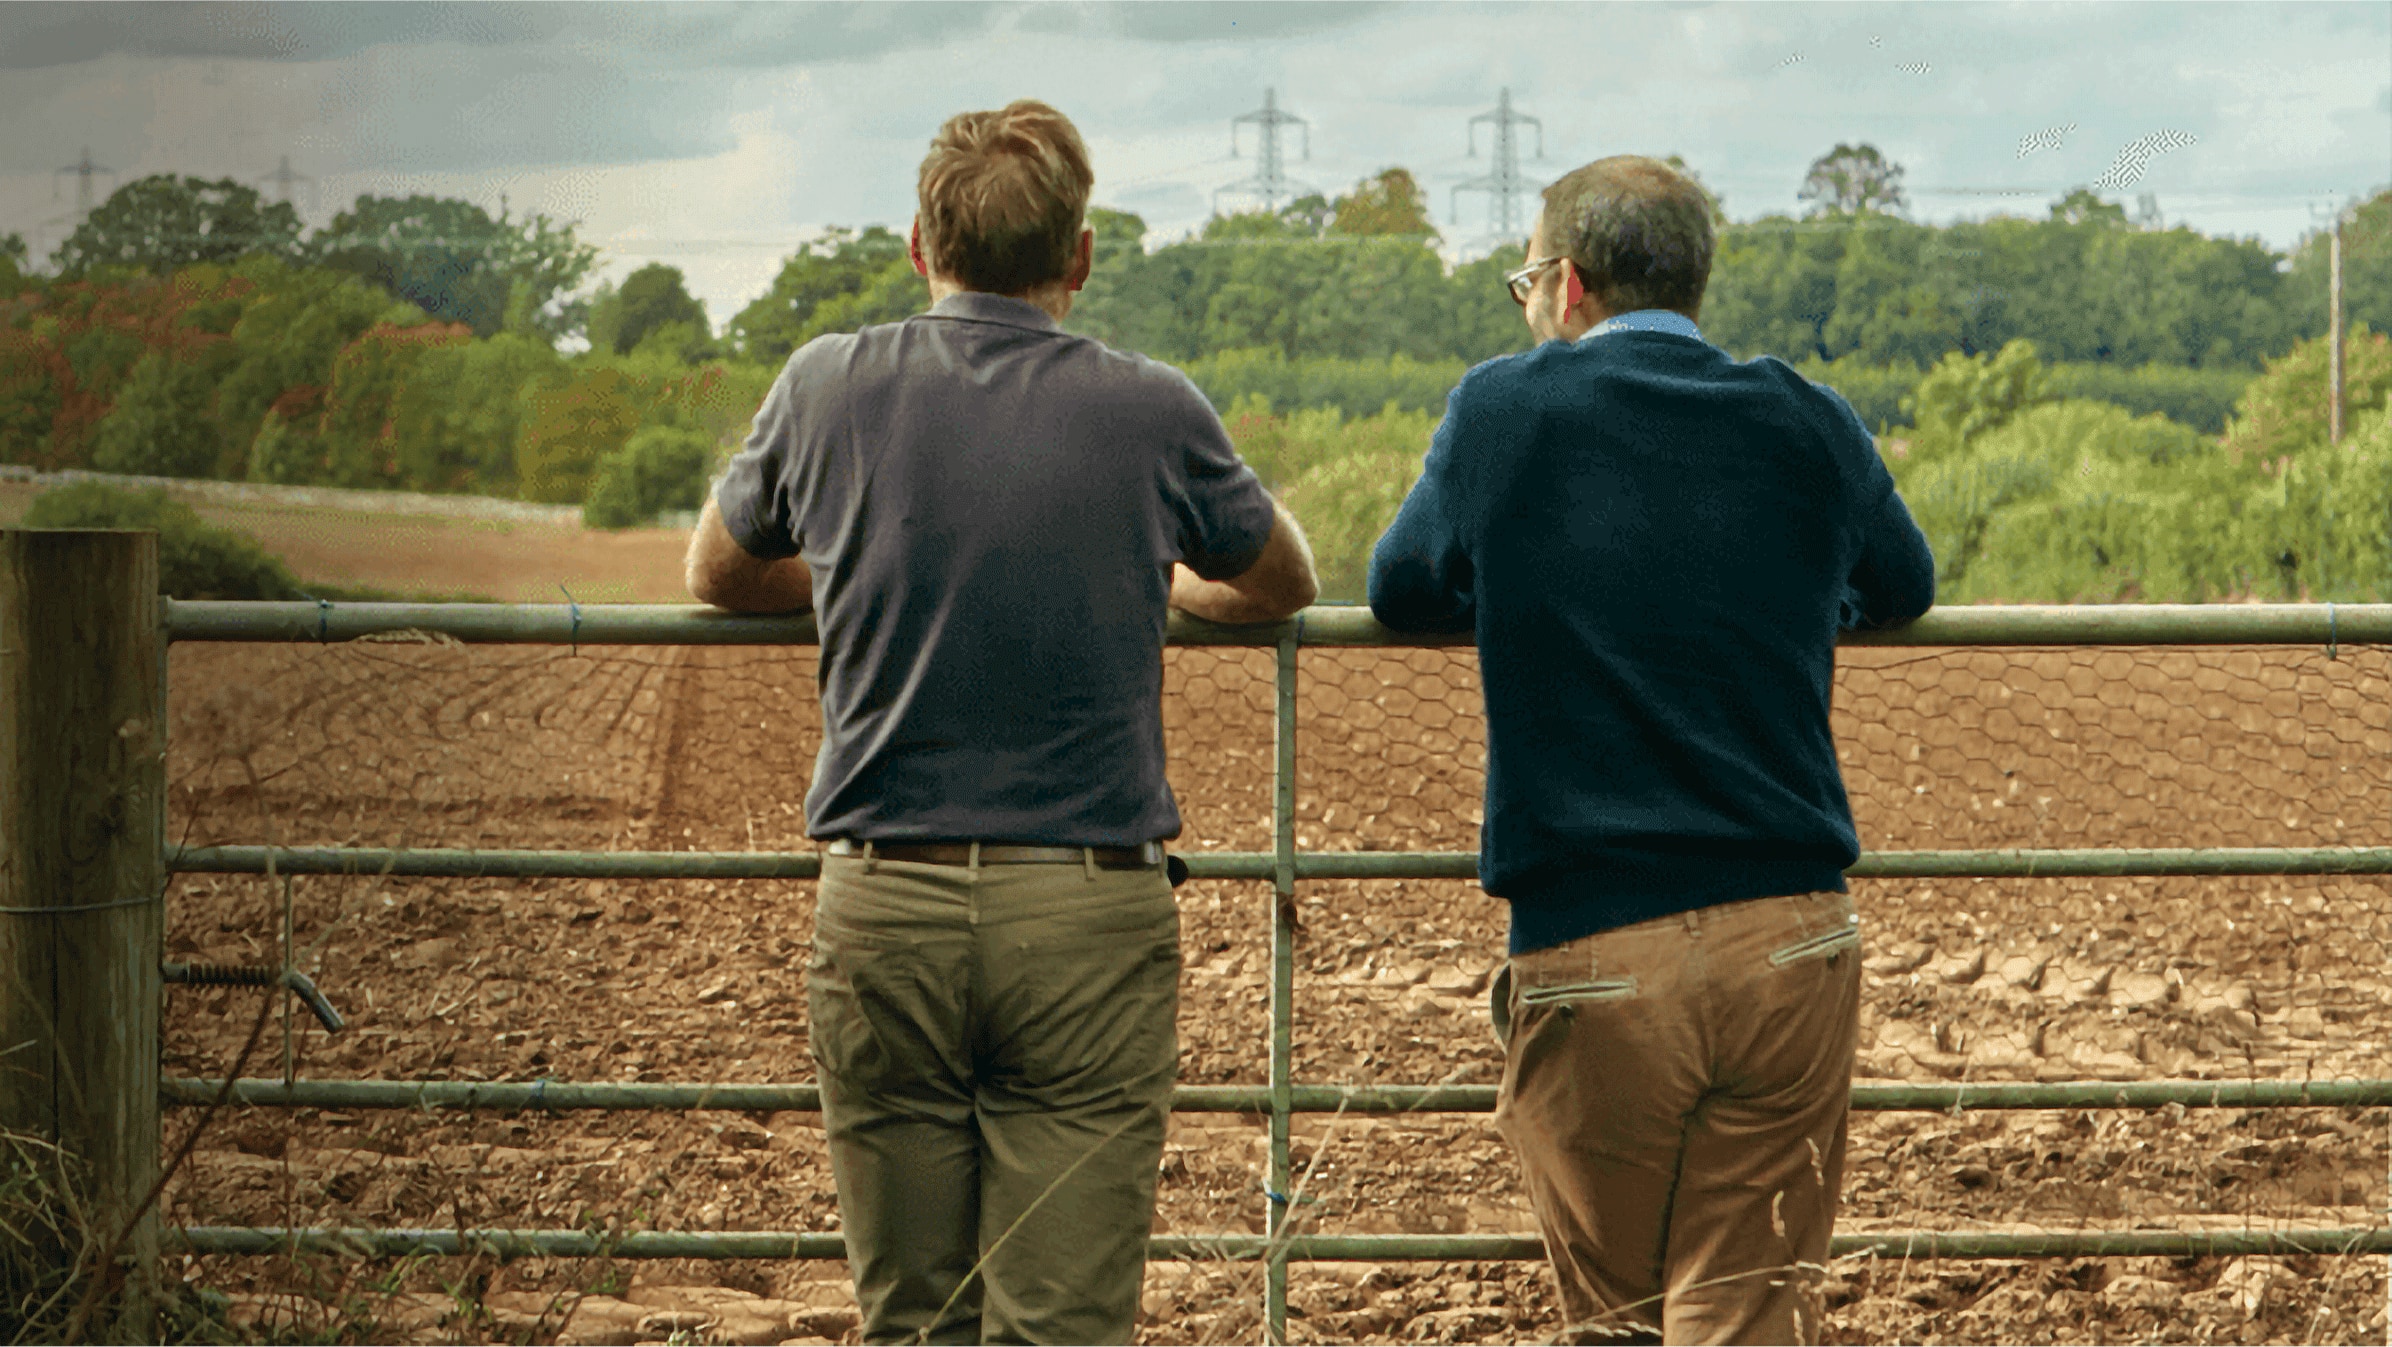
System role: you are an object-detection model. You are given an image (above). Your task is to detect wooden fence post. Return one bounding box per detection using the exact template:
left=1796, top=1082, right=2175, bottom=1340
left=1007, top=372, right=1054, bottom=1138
left=0, top=529, right=163, bottom=1340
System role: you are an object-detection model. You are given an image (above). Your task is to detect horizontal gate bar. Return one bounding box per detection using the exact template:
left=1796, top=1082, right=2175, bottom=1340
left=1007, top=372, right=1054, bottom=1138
left=165, top=845, right=2392, bottom=882
left=169, top=1226, right=2392, bottom=1262
left=163, top=1077, right=2392, bottom=1114
left=163, top=599, right=2392, bottom=649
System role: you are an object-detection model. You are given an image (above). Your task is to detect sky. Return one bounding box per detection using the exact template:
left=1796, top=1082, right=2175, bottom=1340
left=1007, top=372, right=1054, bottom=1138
left=1, top=0, right=2386, bottom=332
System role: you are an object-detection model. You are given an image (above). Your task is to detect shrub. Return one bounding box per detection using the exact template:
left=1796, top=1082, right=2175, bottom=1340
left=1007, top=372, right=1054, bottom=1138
left=2220, top=323, right=2391, bottom=464
left=1900, top=339, right=2057, bottom=460
left=1934, top=401, right=2238, bottom=602
left=87, top=351, right=225, bottom=478
left=2043, top=362, right=2255, bottom=434
left=583, top=423, right=715, bottom=528
left=1185, top=348, right=1467, bottom=419
left=20, top=481, right=307, bottom=599
left=1789, top=355, right=1924, bottom=434
left=1224, top=401, right=1436, bottom=601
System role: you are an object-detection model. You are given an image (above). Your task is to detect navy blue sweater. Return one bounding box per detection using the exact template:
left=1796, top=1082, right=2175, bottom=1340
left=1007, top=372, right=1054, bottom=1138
left=1367, top=329, right=1936, bottom=955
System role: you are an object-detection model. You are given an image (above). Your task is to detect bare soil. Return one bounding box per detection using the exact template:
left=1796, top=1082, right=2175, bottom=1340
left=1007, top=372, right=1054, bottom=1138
left=152, top=628, right=2392, bottom=1344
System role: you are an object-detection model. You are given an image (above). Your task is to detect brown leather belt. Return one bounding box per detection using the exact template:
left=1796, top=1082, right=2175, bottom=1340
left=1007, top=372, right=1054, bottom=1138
left=824, top=838, right=1165, bottom=869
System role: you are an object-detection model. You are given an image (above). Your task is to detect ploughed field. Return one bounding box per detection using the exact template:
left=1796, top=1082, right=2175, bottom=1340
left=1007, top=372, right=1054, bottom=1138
left=162, top=638, right=2392, bottom=1344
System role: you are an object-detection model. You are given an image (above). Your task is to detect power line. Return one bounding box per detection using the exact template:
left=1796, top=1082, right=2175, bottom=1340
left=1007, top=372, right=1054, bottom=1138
left=1451, top=88, right=1543, bottom=240
left=1214, top=89, right=1314, bottom=217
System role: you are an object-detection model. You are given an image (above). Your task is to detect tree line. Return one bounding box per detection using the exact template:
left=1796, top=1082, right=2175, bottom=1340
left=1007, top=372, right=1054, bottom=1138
left=0, top=150, right=2383, bottom=543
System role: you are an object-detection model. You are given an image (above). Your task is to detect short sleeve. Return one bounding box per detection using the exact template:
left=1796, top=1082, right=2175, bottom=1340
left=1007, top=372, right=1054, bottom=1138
left=1157, top=371, right=1275, bottom=580
left=711, top=345, right=817, bottom=561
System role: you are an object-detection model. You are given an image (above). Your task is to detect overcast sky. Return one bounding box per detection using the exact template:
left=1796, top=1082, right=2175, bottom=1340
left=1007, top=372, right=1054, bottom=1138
left=2, top=1, right=2385, bottom=330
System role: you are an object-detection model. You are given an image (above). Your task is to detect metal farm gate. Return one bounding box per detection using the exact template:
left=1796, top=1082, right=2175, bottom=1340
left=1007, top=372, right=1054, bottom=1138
left=7, top=533, right=2391, bottom=1343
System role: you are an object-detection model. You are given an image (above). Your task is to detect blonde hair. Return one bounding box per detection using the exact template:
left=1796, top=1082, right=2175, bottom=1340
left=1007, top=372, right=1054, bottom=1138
left=916, top=100, right=1094, bottom=294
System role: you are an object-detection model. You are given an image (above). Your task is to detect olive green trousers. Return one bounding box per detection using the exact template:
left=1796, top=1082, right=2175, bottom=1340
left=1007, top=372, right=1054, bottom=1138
left=809, top=853, right=1180, bottom=1345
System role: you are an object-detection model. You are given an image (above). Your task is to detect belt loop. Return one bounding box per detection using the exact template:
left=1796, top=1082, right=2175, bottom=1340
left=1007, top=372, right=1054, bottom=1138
left=968, top=840, right=982, bottom=883
left=1083, top=847, right=1098, bottom=882
left=861, top=839, right=877, bottom=875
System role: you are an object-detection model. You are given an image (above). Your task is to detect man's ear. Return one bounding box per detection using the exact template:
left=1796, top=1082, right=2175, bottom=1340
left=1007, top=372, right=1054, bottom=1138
left=908, top=219, right=931, bottom=279
left=1066, top=227, right=1094, bottom=292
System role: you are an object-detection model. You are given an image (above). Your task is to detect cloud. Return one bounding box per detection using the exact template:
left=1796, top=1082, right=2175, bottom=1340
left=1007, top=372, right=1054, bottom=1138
left=0, top=2, right=1006, bottom=72
left=1078, top=1, right=1397, bottom=43
left=0, top=3, right=560, bottom=68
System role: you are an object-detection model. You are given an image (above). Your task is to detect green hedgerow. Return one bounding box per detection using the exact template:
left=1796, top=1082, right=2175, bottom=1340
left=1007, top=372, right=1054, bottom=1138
left=19, top=482, right=308, bottom=600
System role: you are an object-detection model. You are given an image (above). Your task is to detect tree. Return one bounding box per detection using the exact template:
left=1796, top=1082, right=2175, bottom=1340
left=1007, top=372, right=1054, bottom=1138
left=0, top=232, right=24, bottom=266
left=2050, top=188, right=2128, bottom=227
left=516, top=365, right=646, bottom=503
left=51, top=175, right=304, bottom=278
left=387, top=331, right=562, bottom=495
left=88, top=350, right=227, bottom=478
left=587, top=263, right=710, bottom=357
left=729, top=226, right=913, bottom=364
left=312, top=194, right=599, bottom=343
left=1330, top=170, right=1435, bottom=237
left=216, top=258, right=425, bottom=475
left=2284, top=187, right=2392, bottom=344
left=312, top=321, right=475, bottom=488
left=1702, top=218, right=1852, bottom=361
left=1797, top=144, right=1908, bottom=218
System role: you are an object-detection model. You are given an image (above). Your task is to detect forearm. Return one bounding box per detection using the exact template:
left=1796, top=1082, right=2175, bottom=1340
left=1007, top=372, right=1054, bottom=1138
left=1170, top=565, right=1296, bottom=626
left=686, top=496, right=815, bottom=613
left=693, top=555, right=814, bottom=614
left=1843, top=492, right=1937, bottom=629
left=1170, top=498, right=1318, bottom=625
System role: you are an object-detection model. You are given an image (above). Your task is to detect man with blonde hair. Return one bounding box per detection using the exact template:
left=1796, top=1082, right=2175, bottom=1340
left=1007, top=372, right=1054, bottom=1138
left=1369, top=155, right=1934, bottom=1344
left=686, top=100, right=1316, bottom=1344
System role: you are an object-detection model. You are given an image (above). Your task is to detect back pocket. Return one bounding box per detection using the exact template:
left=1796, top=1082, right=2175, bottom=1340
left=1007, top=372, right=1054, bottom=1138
left=1516, top=975, right=1639, bottom=1007
left=1768, top=922, right=1860, bottom=968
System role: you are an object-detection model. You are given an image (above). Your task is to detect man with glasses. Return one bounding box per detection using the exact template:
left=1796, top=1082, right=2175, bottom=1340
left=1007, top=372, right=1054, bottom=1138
left=1368, top=155, right=1934, bottom=1344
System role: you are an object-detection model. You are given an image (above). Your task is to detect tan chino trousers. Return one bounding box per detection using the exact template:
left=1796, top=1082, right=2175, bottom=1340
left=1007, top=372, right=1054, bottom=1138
left=1493, top=890, right=1862, bottom=1345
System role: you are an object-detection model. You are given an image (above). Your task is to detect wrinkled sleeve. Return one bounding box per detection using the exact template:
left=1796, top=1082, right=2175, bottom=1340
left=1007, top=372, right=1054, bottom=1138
left=1827, top=396, right=1936, bottom=630
left=1367, top=376, right=1483, bottom=634
left=712, top=348, right=811, bottom=561
left=1160, top=372, right=1276, bottom=580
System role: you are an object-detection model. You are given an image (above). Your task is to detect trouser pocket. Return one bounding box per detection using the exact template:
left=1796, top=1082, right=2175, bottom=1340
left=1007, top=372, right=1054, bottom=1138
left=806, top=940, right=899, bottom=1089
left=1767, top=894, right=1861, bottom=968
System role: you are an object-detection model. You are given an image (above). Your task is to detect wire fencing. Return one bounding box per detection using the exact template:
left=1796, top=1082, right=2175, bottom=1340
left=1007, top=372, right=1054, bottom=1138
left=154, top=603, right=2392, bottom=1344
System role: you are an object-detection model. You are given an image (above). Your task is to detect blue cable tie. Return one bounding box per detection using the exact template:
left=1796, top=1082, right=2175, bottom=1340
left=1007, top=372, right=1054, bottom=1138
left=530, top=1077, right=550, bottom=1109
left=559, top=585, right=582, bottom=655
left=315, top=596, right=331, bottom=643
left=1266, top=1187, right=1291, bottom=1205
left=2327, top=602, right=2338, bottom=660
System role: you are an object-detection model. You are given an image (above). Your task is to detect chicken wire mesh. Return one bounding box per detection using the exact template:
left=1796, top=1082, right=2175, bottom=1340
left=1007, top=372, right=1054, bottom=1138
left=158, top=634, right=2392, bottom=1344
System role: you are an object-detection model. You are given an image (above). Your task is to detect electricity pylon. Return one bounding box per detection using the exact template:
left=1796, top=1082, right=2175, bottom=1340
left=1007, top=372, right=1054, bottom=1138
left=1452, top=89, right=1544, bottom=240
left=1213, top=88, right=1315, bottom=217
left=261, top=154, right=312, bottom=210
left=52, top=147, right=115, bottom=221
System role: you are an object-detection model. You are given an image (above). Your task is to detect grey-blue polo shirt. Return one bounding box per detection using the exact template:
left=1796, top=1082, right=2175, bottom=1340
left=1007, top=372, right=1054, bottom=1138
left=715, top=290, right=1278, bottom=846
